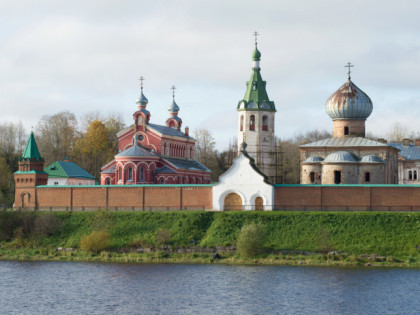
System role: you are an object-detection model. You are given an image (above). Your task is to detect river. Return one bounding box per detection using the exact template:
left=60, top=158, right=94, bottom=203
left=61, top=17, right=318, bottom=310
left=1, top=261, right=419, bottom=314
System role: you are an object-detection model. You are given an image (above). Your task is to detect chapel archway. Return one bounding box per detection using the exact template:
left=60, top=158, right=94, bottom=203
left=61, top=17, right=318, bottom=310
left=255, top=196, right=264, bottom=211
left=224, top=193, right=242, bottom=211
left=21, top=192, right=30, bottom=208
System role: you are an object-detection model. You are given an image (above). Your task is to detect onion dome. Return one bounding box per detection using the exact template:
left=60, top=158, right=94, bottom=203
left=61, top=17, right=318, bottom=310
left=323, top=151, right=360, bottom=163
left=168, top=99, right=180, bottom=114
left=136, top=90, right=148, bottom=107
left=360, top=154, right=385, bottom=164
left=302, top=156, right=324, bottom=164
left=252, top=45, right=261, bottom=61
left=325, top=79, right=373, bottom=120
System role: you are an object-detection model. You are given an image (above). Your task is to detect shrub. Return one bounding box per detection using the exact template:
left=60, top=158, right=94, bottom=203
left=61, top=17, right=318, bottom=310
left=317, top=227, right=334, bottom=254
left=236, top=222, right=266, bottom=257
left=155, top=228, right=171, bottom=246
left=0, top=212, right=20, bottom=241
left=33, top=214, right=61, bottom=237
left=80, top=231, right=110, bottom=253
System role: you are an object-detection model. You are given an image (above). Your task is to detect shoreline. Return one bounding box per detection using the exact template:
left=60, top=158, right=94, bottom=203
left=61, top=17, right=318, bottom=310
left=1, top=249, right=419, bottom=268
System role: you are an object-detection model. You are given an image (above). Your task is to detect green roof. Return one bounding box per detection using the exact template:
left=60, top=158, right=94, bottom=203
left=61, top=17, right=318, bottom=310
left=14, top=170, right=48, bottom=175
left=237, top=45, right=276, bottom=112
left=44, top=161, right=96, bottom=180
left=22, top=132, right=42, bottom=160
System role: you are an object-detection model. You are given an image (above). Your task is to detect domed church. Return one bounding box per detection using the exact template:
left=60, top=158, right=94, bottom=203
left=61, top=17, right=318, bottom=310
left=300, top=64, right=399, bottom=184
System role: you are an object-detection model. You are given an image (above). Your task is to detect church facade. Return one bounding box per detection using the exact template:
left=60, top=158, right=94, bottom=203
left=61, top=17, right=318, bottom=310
left=299, top=68, right=399, bottom=184
left=100, top=83, right=211, bottom=185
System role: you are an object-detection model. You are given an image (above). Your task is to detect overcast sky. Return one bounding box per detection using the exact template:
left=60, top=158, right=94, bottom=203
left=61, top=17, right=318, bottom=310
left=1, top=0, right=419, bottom=149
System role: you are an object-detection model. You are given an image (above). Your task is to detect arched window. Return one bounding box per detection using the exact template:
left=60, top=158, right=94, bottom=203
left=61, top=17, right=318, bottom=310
left=249, top=115, right=255, bottom=131
left=160, top=178, right=165, bottom=184
left=118, top=167, right=122, bottom=180
left=140, top=167, right=145, bottom=182
left=128, top=167, right=133, bottom=181
left=414, top=171, right=418, bottom=180
left=262, top=115, right=268, bottom=131
left=240, top=115, right=244, bottom=131
left=310, top=172, right=315, bottom=183
left=409, top=170, right=413, bottom=180
left=105, top=178, right=110, bottom=185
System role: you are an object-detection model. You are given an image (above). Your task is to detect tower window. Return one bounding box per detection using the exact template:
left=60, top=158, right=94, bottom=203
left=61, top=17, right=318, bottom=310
left=249, top=115, right=255, bottom=131
left=310, top=172, right=315, bottom=183
left=365, top=172, right=370, bottom=183
left=344, top=126, right=349, bottom=135
left=262, top=115, right=268, bottom=131
left=240, top=115, right=244, bottom=131
left=252, top=81, right=257, bottom=90
left=334, top=171, right=341, bottom=184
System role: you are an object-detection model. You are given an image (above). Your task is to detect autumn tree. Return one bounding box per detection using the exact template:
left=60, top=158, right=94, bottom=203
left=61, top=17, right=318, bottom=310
left=72, top=120, right=117, bottom=179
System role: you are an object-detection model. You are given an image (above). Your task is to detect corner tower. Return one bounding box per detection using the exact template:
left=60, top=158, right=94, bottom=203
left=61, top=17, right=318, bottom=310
left=237, top=34, right=276, bottom=183
left=13, top=132, right=48, bottom=209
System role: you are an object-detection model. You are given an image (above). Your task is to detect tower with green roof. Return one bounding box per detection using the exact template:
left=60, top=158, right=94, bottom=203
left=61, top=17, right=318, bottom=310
left=14, top=132, right=48, bottom=209
left=237, top=33, right=277, bottom=183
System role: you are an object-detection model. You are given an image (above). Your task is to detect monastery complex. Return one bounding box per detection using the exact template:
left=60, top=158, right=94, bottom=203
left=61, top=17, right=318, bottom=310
left=12, top=37, right=420, bottom=211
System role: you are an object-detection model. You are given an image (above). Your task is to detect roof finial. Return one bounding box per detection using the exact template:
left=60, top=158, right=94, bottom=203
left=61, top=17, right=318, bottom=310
left=253, top=31, right=259, bottom=46
left=139, top=76, right=145, bottom=91
left=171, top=85, right=176, bottom=100
left=345, top=62, right=354, bottom=80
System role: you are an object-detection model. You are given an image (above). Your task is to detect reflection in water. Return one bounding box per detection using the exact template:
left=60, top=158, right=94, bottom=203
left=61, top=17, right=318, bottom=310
left=1, top=261, right=419, bottom=315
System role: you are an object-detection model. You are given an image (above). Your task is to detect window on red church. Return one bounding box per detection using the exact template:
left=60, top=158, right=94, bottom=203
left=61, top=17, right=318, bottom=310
left=118, top=167, right=122, bottom=180
left=249, top=115, right=255, bottom=131
left=240, top=115, right=244, bottom=131
left=140, top=167, right=145, bottom=182
left=105, top=178, right=110, bottom=185
left=262, top=115, right=268, bottom=131
left=128, top=167, right=133, bottom=181
left=160, top=178, right=165, bottom=184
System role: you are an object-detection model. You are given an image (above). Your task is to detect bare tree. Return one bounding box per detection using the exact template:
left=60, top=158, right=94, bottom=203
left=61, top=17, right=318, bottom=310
left=386, top=122, right=414, bottom=142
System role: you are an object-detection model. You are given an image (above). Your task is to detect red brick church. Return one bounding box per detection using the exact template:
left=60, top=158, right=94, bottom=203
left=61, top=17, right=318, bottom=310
left=100, top=81, right=211, bottom=185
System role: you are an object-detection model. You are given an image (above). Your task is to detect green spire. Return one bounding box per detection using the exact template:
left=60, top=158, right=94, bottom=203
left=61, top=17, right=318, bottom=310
left=237, top=44, right=276, bottom=112
left=22, top=132, right=42, bottom=160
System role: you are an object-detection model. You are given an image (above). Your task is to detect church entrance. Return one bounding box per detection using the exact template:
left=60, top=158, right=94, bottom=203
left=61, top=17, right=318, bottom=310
left=255, top=197, right=263, bottom=211
left=21, top=192, right=30, bottom=208
left=224, top=193, right=242, bottom=211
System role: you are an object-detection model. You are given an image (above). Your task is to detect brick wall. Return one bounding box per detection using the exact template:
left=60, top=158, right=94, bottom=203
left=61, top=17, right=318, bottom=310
left=274, top=185, right=420, bottom=211
left=35, top=185, right=213, bottom=211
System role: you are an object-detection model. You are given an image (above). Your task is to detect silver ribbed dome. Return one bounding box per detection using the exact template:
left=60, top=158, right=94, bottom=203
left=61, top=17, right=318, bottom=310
left=325, top=79, right=373, bottom=120
left=360, top=154, right=385, bottom=164
left=323, top=151, right=360, bottom=163
left=303, top=156, right=324, bottom=163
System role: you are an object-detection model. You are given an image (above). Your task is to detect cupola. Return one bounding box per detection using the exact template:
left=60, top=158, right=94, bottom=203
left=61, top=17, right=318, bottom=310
left=133, top=76, right=151, bottom=128
left=166, top=85, right=182, bottom=130
left=326, top=63, right=372, bottom=138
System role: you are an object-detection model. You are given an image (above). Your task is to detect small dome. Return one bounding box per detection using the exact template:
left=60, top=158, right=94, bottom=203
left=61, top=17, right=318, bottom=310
left=360, top=154, right=385, bottom=164
left=252, top=46, right=261, bottom=61
left=323, top=151, right=360, bottom=163
left=303, top=156, right=324, bottom=163
left=168, top=100, right=180, bottom=113
left=325, top=79, right=373, bottom=120
left=136, top=91, right=148, bottom=106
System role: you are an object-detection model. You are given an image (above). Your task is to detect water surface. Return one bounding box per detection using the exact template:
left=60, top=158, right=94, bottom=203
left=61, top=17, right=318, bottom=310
left=1, top=261, right=419, bottom=314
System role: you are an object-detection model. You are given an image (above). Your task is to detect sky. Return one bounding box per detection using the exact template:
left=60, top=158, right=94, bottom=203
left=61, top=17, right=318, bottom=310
left=0, top=0, right=419, bottom=150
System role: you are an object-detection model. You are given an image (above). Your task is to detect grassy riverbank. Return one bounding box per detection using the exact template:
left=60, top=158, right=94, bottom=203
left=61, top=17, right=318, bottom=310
left=1, top=211, right=419, bottom=267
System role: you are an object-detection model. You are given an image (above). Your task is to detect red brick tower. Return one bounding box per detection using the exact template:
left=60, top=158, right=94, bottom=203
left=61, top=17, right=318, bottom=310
left=13, top=132, right=48, bottom=209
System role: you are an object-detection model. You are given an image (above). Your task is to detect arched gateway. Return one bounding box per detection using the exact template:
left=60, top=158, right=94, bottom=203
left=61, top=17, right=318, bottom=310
left=224, top=193, right=242, bottom=211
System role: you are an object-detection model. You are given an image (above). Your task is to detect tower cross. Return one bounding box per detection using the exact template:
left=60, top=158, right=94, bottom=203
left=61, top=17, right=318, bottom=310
left=345, top=62, right=354, bottom=79
left=139, top=76, right=145, bottom=90
left=171, top=85, right=176, bottom=99
left=253, top=31, right=259, bottom=45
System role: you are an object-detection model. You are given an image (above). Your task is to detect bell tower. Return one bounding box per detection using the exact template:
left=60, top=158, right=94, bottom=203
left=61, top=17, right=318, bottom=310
left=13, top=132, right=48, bottom=209
left=237, top=33, right=277, bottom=183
